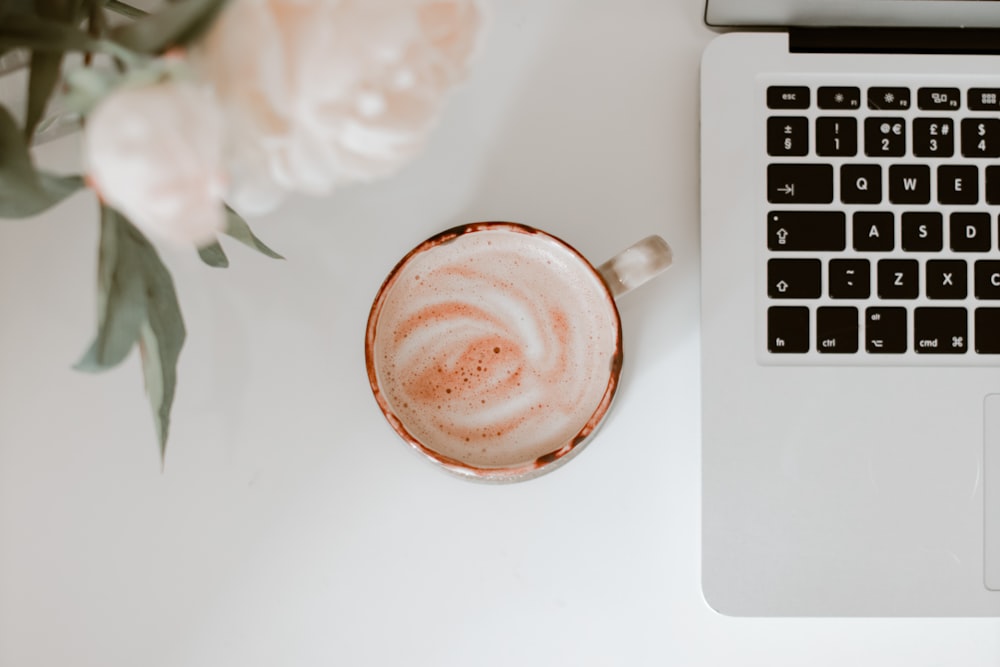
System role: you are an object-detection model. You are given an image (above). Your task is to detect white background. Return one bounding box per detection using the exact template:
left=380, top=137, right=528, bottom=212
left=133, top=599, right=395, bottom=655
left=2, top=1, right=999, bottom=664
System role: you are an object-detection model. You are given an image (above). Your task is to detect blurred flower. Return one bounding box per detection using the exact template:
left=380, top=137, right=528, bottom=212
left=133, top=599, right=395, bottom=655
left=83, top=80, right=227, bottom=246
left=196, top=0, right=483, bottom=214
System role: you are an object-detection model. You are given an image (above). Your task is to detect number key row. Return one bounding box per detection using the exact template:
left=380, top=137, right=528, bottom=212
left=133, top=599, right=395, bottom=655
left=767, top=116, right=1000, bottom=158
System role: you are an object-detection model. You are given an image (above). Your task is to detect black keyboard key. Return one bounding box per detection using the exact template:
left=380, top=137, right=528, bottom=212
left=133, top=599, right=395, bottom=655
left=767, top=211, right=846, bottom=251
left=918, top=87, right=961, bottom=110
left=768, top=307, right=810, bottom=353
left=913, top=118, right=955, bottom=158
left=968, top=88, right=1000, bottom=111
left=878, top=259, right=919, bottom=299
left=926, top=260, right=967, bottom=299
left=853, top=212, right=894, bottom=252
left=829, top=259, right=870, bottom=299
left=818, top=86, right=861, bottom=110
left=985, top=166, right=1000, bottom=204
left=961, top=118, right=1000, bottom=157
left=901, top=212, right=943, bottom=251
left=816, top=117, right=857, bottom=156
left=865, top=117, right=906, bottom=157
left=841, top=164, right=882, bottom=204
left=768, top=86, right=810, bottom=109
left=914, top=307, right=968, bottom=354
left=767, top=117, right=809, bottom=156
left=868, top=87, right=911, bottom=110
left=866, top=307, right=907, bottom=353
left=817, top=306, right=859, bottom=353
left=975, top=261, right=1000, bottom=299
left=950, top=212, right=991, bottom=252
left=768, top=259, right=821, bottom=298
left=767, top=164, right=834, bottom=204
left=937, top=165, right=978, bottom=205
left=889, top=165, right=931, bottom=204
left=975, top=308, right=1000, bottom=353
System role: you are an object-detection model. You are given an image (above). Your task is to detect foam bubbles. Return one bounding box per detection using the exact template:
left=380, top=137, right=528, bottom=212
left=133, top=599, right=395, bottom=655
left=371, top=227, right=620, bottom=469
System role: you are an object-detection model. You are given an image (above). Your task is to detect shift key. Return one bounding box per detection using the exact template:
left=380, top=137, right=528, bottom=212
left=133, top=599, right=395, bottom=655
left=767, top=211, right=846, bottom=251
left=768, top=164, right=834, bottom=203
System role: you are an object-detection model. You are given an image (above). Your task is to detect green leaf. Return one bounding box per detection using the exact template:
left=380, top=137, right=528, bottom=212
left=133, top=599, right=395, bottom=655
left=74, top=205, right=148, bottom=371
left=0, top=104, right=83, bottom=217
left=110, top=0, right=227, bottom=54
left=135, top=230, right=185, bottom=460
left=76, top=206, right=186, bottom=459
left=197, top=240, right=229, bottom=268
left=224, top=206, right=283, bottom=259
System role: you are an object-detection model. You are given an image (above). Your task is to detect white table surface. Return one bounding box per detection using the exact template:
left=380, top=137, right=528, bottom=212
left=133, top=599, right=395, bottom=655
left=2, top=1, right=1000, bottom=665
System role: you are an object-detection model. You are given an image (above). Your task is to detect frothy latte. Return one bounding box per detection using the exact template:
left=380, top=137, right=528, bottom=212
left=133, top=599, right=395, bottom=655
left=366, top=224, right=622, bottom=475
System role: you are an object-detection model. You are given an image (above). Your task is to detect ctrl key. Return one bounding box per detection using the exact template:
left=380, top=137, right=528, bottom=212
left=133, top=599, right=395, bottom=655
left=768, top=306, right=810, bottom=353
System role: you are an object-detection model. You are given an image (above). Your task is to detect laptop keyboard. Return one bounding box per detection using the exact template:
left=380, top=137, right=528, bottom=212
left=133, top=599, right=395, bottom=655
left=764, top=81, right=1000, bottom=360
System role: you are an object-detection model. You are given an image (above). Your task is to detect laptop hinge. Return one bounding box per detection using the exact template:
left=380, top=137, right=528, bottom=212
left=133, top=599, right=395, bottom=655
left=790, top=28, right=1000, bottom=55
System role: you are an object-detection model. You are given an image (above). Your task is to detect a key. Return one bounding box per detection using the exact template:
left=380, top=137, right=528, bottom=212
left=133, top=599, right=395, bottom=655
left=868, top=87, right=911, bottom=111
left=816, top=117, right=857, bottom=156
left=937, top=165, right=978, bottom=205
left=853, top=212, right=894, bottom=252
left=817, top=306, right=859, bottom=353
left=914, top=307, right=968, bottom=354
left=767, top=164, right=834, bottom=204
left=865, top=117, right=906, bottom=157
left=889, top=165, right=931, bottom=204
left=901, top=212, right=943, bottom=251
left=841, top=164, right=882, bottom=204
left=961, top=118, right=1000, bottom=157
left=866, top=307, right=907, bottom=353
left=969, top=88, right=1000, bottom=111
left=975, top=308, right=1000, bottom=353
left=768, top=307, right=810, bottom=353
left=975, top=260, right=1000, bottom=299
left=917, top=87, right=961, bottom=110
left=877, top=259, right=919, bottom=299
left=767, top=211, right=846, bottom=251
left=950, top=212, right=991, bottom=252
left=767, top=117, right=809, bottom=156
left=829, top=259, right=870, bottom=299
left=818, top=86, right=861, bottom=110
left=913, top=118, right=955, bottom=158
left=768, top=259, right=822, bottom=298
left=768, top=86, right=810, bottom=109
left=926, top=260, right=968, bottom=299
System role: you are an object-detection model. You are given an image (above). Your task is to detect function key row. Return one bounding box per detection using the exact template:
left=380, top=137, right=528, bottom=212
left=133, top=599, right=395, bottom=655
left=768, top=116, right=1000, bottom=158
left=767, top=163, right=1000, bottom=205
left=768, top=306, right=1000, bottom=355
left=767, top=86, right=1000, bottom=111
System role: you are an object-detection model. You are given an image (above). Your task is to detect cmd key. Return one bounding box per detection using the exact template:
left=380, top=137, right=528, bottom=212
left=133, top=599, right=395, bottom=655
left=768, top=164, right=834, bottom=203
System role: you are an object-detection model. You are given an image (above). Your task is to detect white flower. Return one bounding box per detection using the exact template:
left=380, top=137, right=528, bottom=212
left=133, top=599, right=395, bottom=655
left=83, top=80, right=227, bottom=246
left=196, top=0, right=483, bottom=213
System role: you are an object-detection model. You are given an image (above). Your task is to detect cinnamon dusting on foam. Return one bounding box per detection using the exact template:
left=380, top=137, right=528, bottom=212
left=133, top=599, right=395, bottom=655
left=368, top=224, right=621, bottom=472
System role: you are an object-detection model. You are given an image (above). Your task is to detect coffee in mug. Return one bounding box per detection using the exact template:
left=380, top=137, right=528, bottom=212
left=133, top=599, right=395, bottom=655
left=365, top=222, right=671, bottom=482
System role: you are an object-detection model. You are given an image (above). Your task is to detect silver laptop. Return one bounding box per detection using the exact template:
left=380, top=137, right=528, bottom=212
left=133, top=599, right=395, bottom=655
left=701, top=0, right=1000, bottom=616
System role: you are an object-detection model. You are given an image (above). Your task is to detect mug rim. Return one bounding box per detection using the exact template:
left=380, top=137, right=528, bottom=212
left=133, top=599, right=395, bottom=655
left=364, top=221, right=624, bottom=482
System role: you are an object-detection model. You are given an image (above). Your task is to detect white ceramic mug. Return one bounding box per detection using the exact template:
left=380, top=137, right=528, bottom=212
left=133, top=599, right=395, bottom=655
left=365, top=222, right=672, bottom=482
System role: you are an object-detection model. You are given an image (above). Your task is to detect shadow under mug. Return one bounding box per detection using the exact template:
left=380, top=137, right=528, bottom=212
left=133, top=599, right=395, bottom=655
left=365, top=222, right=672, bottom=482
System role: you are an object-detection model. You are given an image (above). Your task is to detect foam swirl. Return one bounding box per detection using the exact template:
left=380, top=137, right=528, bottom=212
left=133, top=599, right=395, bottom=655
left=370, top=227, right=621, bottom=469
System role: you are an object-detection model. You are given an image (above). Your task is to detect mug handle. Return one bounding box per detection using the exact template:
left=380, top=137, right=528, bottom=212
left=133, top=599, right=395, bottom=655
left=596, top=235, right=673, bottom=299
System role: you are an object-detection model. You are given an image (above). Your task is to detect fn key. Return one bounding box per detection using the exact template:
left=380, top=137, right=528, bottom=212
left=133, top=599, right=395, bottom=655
left=769, top=306, right=809, bottom=353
